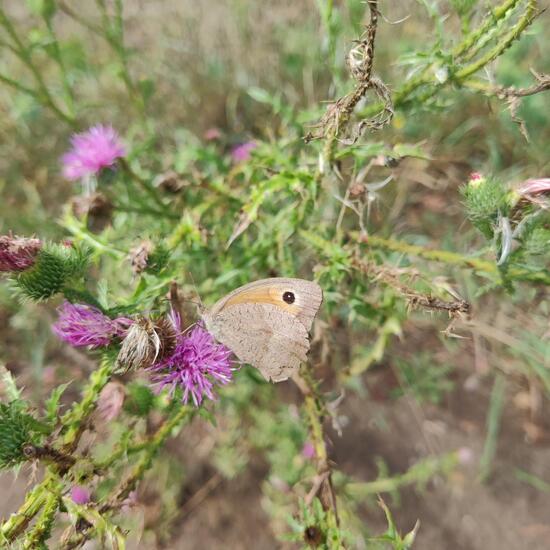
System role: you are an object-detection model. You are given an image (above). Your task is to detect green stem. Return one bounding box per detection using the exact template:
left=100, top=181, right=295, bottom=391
left=455, top=0, right=538, bottom=81
left=478, top=374, right=507, bottom=482
left=360, top=0, right=537, bottom=118
left=298, top=365, right=342, bottom=548
left=22, top=489, right=60, bottom=550
left=453, top=0, right=522, bottom=59
left=102, top=405, right=191, bottom=510
left=119, top=159, right=167, bottom=211
left=363, top=234, right=550, bottom=285
left=95, top=0, right=146, bottom=118
left=0, top=8, right=76, bottom=126
left=0, top=476, right=53, bottom=542
left=60, top=360, right=113, bottom=451
left=62, top=406, right=192, bottom=549
left=43, top=16, right=76, bottom=117
left=347, top=452, right=459, bottom=497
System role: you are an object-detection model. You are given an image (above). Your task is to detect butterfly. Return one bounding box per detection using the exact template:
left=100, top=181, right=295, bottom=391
left=202, top=278, right=323, bottom=382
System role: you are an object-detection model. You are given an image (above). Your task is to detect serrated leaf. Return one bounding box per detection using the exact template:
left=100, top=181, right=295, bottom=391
left=44, top=382, right=71, bottom=423
left=0, top=365, right=22, bottom=401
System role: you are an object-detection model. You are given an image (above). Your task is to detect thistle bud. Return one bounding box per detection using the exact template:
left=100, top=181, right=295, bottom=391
left=15, top=244, right=90, bottom=301
left=123, top=382, right=156, bottom=416
left=129, top=241, right=170, bottom=275
left=461, top=174, right=508, bottom=239
left=0, top=402, right=43, bottom=470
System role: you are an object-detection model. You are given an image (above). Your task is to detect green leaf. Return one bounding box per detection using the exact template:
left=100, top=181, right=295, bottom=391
left=0, top=365, right=22, bottom=401
left=44, top=382, right=72, bottom=424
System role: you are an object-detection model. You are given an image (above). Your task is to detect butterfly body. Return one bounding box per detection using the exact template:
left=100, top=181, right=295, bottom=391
left=202, top=278, right=323, bottom=382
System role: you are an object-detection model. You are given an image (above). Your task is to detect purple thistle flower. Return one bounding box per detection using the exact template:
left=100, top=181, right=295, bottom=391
left=231, top=141, right=257, bottom=163
left=53, top=302, right=132, bottom=348
left=61, top=125, right=126, bottom=181
left=148, top=316, right=234, bottom=407
left=70, top=485, right=91, bottom=505
left=0, top=234, right=42, bottom=272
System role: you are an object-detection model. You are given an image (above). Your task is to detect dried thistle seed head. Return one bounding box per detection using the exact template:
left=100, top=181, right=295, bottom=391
left=349, top=182, right=366, bottom=198
left=129, top=240, right=153, bottom=275
left=71, top=192, right=112, bottom=218
left=115, top=315, right=177, bottom=373
left=116, top=317, right=158, bottom=373
left=153, top=170, right=188, bottom=193
left=153, top=315, right=178, bottom=360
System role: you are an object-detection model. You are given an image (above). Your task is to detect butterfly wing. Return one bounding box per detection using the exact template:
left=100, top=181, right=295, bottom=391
left=206, top=302, right=310, bottom=382
left=207, top=278, right=323, bottom=331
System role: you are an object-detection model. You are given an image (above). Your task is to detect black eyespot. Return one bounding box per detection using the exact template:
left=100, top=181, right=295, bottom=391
left=282, top=291, right=295, bottom=304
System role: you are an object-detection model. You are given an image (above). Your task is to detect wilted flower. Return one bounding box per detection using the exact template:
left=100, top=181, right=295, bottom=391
left=53, top=302, right=131, bottom=348
left=129, top=240, right=153, bottom=275
left=71, top=192, right=114, bottom=234
left=148, top=314, right=234, bottom=406
left=70, top=485, right=91, bottom=505
left=116, top=315, right=176, bottom=373
left=61, top=125, right=125, bottom=182
left=517, top=178, right=550, bottom=196
left=231, top=141, right=256, bottom=163
left=97, top=381, right=125, bottom=422
left=0, top=234, right=42, bottom=272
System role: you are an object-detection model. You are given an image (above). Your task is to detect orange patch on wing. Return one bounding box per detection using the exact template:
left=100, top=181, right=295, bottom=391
left=223, top=286, right=301, bottom=316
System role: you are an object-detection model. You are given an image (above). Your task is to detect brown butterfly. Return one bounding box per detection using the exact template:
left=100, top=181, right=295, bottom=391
left=202, top=278, right=323, bottom=382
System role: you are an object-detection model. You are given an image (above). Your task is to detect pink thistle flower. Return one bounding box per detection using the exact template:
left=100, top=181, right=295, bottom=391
left=301, top=441, right=315, bottom=460
left=231, top=141, right=256, bottom=163
left=53, top=302, right=132, bottom=348
left=61, top=125, right=126, bottom=181
left=467, top=171, right=485, bottom=188
left=70, top=485, right=91, bottom=505
left=517, top=178, right=550, bottom=197
left=469, top=172, right=483, bottom=182
left=516, top=178, right=550, bottom=209
left=148, top=314, right=234, bottom=406
left=0, top=234, right=42, bottom=272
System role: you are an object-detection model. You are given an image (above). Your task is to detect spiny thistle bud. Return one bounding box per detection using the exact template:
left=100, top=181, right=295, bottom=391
left=15, top=243, right=90, bottom=301
left=0, top=401, right=45, bottom=470
left=461, top=174, right=509, bottom=239
left=0, top=234, right=42, bottom=272
left=129, top=240, right=152, bottom=275
left=123, top=382, right=156, bottom=416
left=115, top=315, right=177, bottom=373
left=130, top=241, right=170, bottom=275
left=522, top=227, right=550, bottom=257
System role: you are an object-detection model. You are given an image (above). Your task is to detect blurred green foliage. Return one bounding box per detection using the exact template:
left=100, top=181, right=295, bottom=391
left=0, top=0, right=549, bottom=548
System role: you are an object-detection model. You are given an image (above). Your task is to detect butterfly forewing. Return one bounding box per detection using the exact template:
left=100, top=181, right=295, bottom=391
left=203, top=278, right=322, bottom=382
